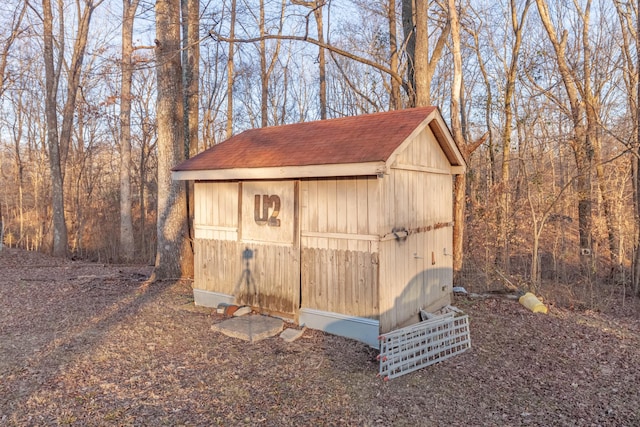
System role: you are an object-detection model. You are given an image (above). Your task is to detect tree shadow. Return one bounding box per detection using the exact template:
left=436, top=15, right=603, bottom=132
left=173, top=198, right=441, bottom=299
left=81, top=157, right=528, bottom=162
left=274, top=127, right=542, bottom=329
left=0, top=267, right=174, bottom=417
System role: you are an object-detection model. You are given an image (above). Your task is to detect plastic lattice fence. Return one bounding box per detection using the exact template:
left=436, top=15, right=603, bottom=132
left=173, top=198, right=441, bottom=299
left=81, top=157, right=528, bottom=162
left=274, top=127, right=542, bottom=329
left=378, top=310, right=471, bottom=380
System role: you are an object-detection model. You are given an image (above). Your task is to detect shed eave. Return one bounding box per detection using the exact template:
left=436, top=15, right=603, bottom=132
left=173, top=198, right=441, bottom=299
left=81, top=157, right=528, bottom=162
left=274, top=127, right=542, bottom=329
left=172, top=161, right=387, bottom=181
left=383, top=108, right=467, bottom=173
left=428, top=114, right=468, bottom=169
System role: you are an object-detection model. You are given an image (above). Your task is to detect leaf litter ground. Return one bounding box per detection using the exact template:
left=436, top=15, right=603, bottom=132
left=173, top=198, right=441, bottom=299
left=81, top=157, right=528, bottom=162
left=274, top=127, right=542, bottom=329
left=1, top=248, right=639, bottom=426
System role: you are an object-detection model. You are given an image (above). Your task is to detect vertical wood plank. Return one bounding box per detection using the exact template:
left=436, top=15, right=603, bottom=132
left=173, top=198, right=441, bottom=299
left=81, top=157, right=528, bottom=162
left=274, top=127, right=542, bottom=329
left=237, top=182, right=243, bottom=241
left=307, top=179, right=318, bottom=233
left=317, top=179, right=328, bottom=234
left=356, top=178, right=368, bottom=235
left=346, top=179, right=358, bottom=251
left=328, top=179, right=338, bottom=229
left=300, top=181, right=309, bottom=234
left=212, top=183, right=221, bottom=226
left=335, top=179, right=347, bottom=234
left=294, top=180, right=300, bottom=250
left=368, top=178, right=380, bottom=237
left=321, top=249, right=329, bottom=309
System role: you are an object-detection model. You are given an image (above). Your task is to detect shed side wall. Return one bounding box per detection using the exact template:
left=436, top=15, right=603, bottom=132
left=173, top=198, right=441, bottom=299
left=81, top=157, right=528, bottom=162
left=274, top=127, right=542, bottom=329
left=300, top=177, right=380, bottom=319
left=379, top=129, right=455, bottom=333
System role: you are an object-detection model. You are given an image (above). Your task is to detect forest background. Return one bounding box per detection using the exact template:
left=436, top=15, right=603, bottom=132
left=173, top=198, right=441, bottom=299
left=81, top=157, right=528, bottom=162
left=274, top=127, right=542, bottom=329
left=1, top=0, right=639, bottom=308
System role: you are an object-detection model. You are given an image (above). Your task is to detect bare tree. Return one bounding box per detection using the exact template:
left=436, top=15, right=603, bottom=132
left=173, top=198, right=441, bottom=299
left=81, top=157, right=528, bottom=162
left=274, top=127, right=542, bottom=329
left=41, top=0, right=67, bottom=256
left=613, top=0, right=639, bottom=288
left=39, top=0, right=103, bottom=257
left=387, top=0, right=401, bottom=110
left=225, top=0, right=236, bottom=138
left=181, top=0, right=199, bottom=262
left=495, top=0, right=532, bottom=270
left=535, top=0, right=594, bottom=262
left=448, top=0, right=487, bottom=279
left=0, top=2, right=26, bottom=99
left=292, top=0, right=326, bottom=119
left=153, top=0, right=193, bottom=279
left=403, top=0, right=450, bottom=107
left=119, top=0, right=140, bottom=262
left=0, top=2, right=27, bottom=247
left=535, top=0, right=622, bottom=274
left=637, top=0, right=640, bottom=295
left=182, top=0, right=199, bottom=155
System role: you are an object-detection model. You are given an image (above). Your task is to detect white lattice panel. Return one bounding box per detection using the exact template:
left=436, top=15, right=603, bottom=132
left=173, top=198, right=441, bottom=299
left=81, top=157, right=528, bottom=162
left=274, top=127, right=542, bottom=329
left=378, top=310, right=471, bottom=380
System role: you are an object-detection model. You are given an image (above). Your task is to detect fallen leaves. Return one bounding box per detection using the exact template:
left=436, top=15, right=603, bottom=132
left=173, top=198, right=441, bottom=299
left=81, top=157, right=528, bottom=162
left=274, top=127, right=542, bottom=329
left=1, top=247, right=639, bottom=425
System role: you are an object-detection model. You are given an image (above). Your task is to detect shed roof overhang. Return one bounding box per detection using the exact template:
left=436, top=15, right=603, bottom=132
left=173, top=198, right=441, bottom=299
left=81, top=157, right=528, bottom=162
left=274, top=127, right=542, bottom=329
left=428, top=113, right=467, bottom=175
left=172, top=107, right=466, bottom=181
left=172, top=161, right=387, bottom=181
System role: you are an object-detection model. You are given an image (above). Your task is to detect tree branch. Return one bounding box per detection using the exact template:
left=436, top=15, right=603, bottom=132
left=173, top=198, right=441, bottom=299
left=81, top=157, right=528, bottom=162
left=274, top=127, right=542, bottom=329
left=208, top=29, right=405, bottom=88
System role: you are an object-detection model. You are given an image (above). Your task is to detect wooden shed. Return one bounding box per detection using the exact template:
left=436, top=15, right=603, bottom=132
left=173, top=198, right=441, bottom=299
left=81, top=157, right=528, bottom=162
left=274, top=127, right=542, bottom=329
left=173, top=107, right=466, bottom=347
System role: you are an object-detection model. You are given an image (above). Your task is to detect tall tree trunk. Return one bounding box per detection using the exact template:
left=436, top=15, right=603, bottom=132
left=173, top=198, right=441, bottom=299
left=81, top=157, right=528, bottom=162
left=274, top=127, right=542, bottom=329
left=154, top=0, right=193, bottom=279
left=449, top=0, right=466, bottom=278
left=181, top=0, right=199, bottom=258
left=11, top=96, right=25, bottom=245
left=42, top=0, right=67, bottom=257
left=403, top=0, right=450, bottom=107
left=119, top=0, right=140, bottom=262
left=260, top=0, right=268, bottom=127
left=256, top=0, right=286, bottom=123
left=414, top=0, right=429, bottom=106
left=496, top=0, right=532, bottom=270
left=292, top=0, right=326, bottom=119
left=402, top=0, right=416, bottom=105
left=58, top=1, right=97, bottom=170
left=42, top=0, right=101, bottom=257
left=448, top=0, right=488, bottom=282
left=226, top=0, right=236, bottom=139
left=388, top=0, right=401, bottom=110
left=536, top=0, right=593, bottom=261
left=581, top=15, right=619, bottom=275
left=182, top=0, right=199, bottom=158
left=313, top=2, right=326, bottom=119
left=613, top=0, right=640, bottom=292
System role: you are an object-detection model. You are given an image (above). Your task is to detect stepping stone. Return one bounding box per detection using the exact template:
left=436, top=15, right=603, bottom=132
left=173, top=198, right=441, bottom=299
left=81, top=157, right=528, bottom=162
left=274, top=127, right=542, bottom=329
left=211, top=315, right=283, bottom=343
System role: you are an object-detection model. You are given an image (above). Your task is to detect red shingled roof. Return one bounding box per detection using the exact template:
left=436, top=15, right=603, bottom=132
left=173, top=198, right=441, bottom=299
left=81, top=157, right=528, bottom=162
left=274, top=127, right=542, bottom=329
left=174, top=107, right=439, bottom=171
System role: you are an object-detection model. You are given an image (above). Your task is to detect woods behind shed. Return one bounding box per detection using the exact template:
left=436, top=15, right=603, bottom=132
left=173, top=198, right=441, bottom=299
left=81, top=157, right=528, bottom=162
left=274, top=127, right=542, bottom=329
left=173, top=107, right=466, bottom=347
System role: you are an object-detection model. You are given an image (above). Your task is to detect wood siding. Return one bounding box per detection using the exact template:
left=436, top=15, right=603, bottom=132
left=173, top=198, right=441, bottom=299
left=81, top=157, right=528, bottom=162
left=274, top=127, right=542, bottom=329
left=393, top=126, right=453, bottom=173
left=378, top=129, right=455, bottom=333
left=300, top=177, right=380, bottom=251
left=194, top=182, right=239, bottom=240
left=378, top=227, right=453, bottom=332
left=195, top=239, right=300, bottom=315
left=299, top=177, right=380, bottom=318
left=301, top=248, right=379, bottom=319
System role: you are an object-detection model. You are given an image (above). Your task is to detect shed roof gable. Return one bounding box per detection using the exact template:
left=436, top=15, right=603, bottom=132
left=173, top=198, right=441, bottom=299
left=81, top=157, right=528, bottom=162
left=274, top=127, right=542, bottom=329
left=173, top=107, right=465, bottom=180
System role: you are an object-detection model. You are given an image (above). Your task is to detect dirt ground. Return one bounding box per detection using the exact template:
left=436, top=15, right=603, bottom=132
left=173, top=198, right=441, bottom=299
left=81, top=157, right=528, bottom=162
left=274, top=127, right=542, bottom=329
left=1, top=247, right=639, bottom=426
